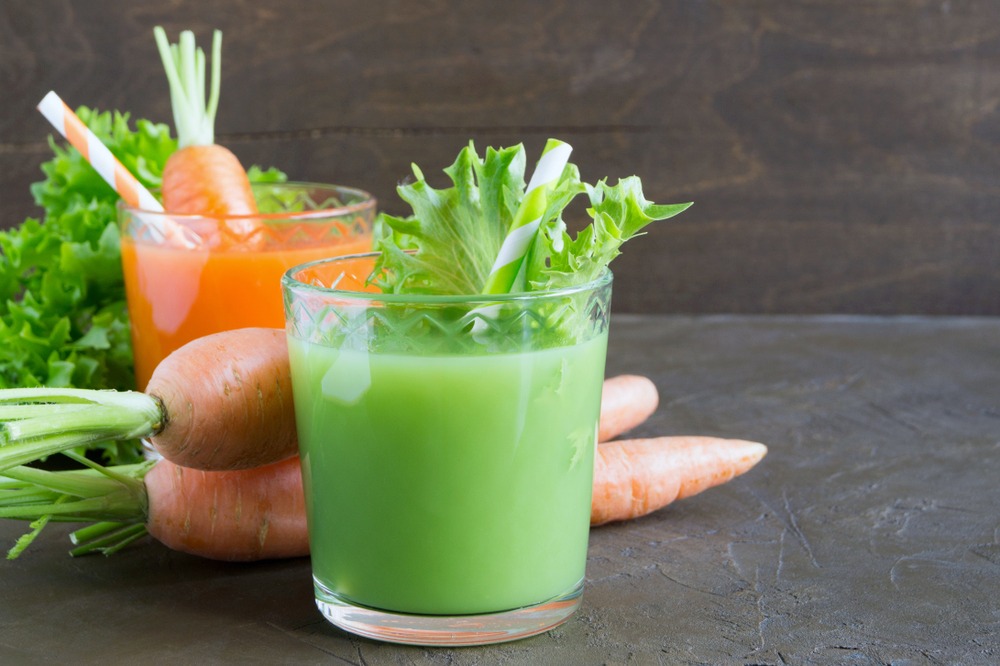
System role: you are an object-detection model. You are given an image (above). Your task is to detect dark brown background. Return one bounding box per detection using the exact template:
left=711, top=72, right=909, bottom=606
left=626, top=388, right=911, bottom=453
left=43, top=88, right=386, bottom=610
left=1, top=1, right=998, bottom=315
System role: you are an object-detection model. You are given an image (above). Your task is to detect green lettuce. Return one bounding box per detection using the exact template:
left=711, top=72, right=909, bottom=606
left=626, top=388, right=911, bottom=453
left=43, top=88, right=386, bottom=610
left=0, top=108, right=174, bottom=394
left=526, top=177, right=692, bottom=292
left=372, top=143, right=527, bottom=295
left=374, top=141, right=692, bottom=295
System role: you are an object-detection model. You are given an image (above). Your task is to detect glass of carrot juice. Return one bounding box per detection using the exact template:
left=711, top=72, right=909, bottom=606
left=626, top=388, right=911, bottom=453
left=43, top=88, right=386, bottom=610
left=282, top=252, right=611, bottom=646
left=119, top=182, right=375, bottom=390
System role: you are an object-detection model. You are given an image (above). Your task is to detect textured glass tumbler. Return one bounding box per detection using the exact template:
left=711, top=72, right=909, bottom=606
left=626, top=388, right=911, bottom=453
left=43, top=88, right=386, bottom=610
left=282, top=253, right=612, bottom=646
left=119, top=182, right=374, bottom=390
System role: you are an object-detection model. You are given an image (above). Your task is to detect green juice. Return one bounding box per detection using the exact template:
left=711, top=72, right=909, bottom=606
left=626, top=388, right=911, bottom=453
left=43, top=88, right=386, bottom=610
left=288, top=333, right=608, bottom=616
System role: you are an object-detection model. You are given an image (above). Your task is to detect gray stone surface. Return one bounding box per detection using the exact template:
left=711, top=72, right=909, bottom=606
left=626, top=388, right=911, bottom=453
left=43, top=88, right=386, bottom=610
left=1, top=315, right=997, bottom=664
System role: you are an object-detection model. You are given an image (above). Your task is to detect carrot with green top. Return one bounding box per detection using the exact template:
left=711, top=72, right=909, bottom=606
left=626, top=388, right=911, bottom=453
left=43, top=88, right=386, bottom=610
left=153, top=26, right=257, bottom=217
left=0, top=436, right=765, bottom=560
left=0, top=455, right=306, bottom=561
left=0, top=328, right=296, bottom=472
left=0, top=323, right=658, bottom=474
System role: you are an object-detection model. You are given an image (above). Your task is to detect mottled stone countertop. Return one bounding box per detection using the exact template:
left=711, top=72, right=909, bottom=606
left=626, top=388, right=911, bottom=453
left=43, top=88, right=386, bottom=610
left=1, top=315, right=997, bottom=664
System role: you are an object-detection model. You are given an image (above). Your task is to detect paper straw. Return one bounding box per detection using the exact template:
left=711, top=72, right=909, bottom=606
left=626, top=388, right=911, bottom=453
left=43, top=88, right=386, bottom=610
left=36, top=91, right=196, bottom=247
left=481, top=139, right=573, bottom=295
left=38, top=91, right=162, bottom=211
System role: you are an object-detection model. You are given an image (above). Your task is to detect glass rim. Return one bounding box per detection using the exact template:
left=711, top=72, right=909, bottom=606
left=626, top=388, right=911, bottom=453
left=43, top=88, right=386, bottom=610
left=116, top=181, right=376, bottom=221
left=282, top=251, right=613, bottom=305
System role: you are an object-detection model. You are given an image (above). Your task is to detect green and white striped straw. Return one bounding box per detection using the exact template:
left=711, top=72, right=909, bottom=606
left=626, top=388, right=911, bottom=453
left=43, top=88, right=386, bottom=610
left=481, top=138, right=573, bottom=294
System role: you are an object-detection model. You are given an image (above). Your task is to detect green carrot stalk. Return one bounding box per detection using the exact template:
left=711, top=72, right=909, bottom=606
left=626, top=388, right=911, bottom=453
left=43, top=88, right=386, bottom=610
left=153, top=26, right=221, bottom=149
left=0, top=460, right=151, bottom=558
left=0, top=389, right=161, bottom=473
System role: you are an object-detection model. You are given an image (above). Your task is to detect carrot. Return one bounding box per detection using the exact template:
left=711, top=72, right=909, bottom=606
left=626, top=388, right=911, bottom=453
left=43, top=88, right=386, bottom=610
left=147, top=328, right=295, bottom=469
left=591, top=436, right=768, bottom=526
left=599, top=374, right=659, bottom=442
left=0, top=337, right=657, bottom=473
left=161, top=144, right=256, bottom=216
left=0, top=455, right=306, bottom=561
left=2, top=436, right=766, bottom=560
left=146, top=457, right=307, bottom=560
left=0, top=328, right=296, bottom=472
left=153, top=27, right=258, bottom=218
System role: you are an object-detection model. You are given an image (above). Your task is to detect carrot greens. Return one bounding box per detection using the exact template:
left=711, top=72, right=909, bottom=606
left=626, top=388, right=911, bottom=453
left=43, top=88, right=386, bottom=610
left=153, top=26, right=222, bottom=149
left=0, top=456, right=152, bottom=559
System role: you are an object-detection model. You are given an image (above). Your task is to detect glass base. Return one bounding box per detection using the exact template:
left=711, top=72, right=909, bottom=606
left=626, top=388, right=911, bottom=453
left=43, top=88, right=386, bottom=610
left=314, top=578, right=583, bottom=646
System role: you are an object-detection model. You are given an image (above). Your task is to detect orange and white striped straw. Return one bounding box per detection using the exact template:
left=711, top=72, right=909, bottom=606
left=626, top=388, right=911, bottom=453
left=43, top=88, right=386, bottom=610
left=36, top=91, right=198, bottom=247
left=37, top=91, right=163, bottom=212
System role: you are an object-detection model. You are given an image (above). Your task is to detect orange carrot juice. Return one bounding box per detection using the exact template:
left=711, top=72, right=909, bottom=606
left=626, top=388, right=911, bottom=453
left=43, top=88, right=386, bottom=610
left=119, top=183, right=375, bottom=389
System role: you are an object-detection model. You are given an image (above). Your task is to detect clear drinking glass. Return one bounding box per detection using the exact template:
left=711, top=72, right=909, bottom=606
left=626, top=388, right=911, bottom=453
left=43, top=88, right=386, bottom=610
left=119, top=182, right=375, bottom=389
left=282, top=252, right=612, bottom=646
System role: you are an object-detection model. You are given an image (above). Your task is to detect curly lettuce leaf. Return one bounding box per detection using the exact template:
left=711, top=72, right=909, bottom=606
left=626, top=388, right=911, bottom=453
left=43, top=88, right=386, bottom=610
left=0, top=109, right=173, bottom=394
left=372, top=142, right=527, bottom=295
left=373, top=141, right=691, bottom=297
left=526, top=176, right=692, bottom=291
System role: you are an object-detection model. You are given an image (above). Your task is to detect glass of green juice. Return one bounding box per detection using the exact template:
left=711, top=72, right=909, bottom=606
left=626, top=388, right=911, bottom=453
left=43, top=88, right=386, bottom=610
left=282, top=252, right=612, bottom=646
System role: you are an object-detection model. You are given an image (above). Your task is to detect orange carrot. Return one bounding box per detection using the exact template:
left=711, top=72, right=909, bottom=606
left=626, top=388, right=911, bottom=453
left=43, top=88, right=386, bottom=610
left=591, top=436, right=768, bottom=525
left=146, top=457, right=307, bottom=560
left=0, top=337, right=660, bottom=473
left=2, top=437, right=766, bottom=559
left=153, top=27, right=258, bottom=218
left=145, top=327, right=295, bottom=470
left=0, top=328, right=741, bottom=490
left=598, top=374, right=659, bottom=442
left=161, top=144, right=256, bottom=216
left=0, top=328, right=296, bottom=472
left=0, top=456, right=307, bottom=561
